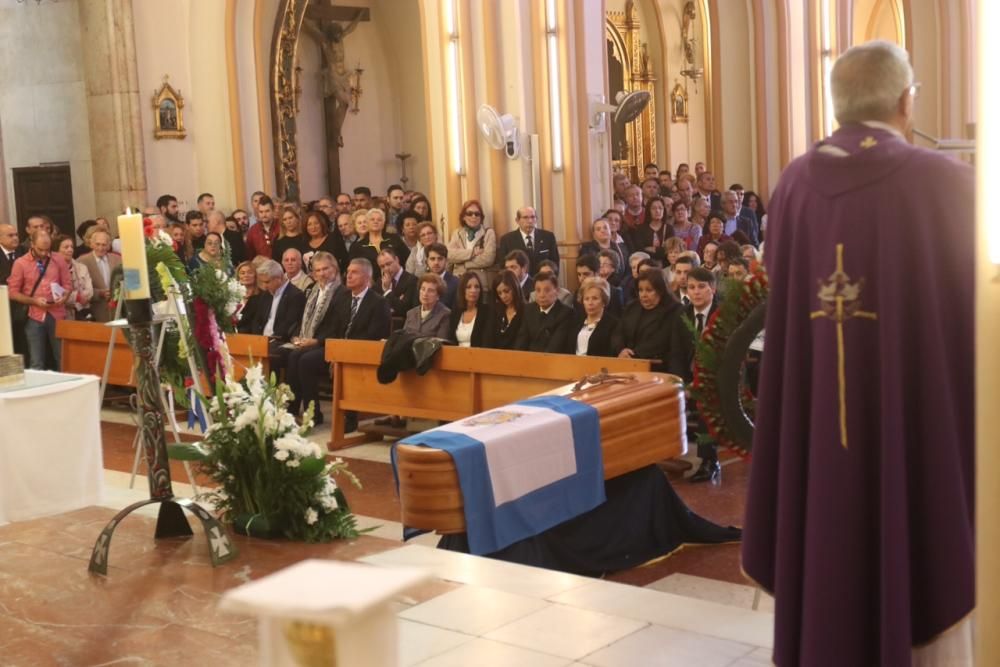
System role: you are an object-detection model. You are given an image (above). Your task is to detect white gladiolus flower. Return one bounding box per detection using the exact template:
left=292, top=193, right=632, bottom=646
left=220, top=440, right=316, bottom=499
left=233, top=405, right=259, bottom=432
left=274, top=449, right=289, bottom=461
left=304, top=507, right=318, bottom=525
left=286, top=459, right=300, bottom=468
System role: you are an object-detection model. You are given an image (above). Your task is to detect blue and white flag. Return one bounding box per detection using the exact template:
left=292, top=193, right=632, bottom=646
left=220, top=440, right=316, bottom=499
left=394, top=395, right=605, bottom=555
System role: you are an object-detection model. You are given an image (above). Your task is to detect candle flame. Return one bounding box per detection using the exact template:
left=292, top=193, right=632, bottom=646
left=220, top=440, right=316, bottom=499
left=126, top=207, right=132, bottom=215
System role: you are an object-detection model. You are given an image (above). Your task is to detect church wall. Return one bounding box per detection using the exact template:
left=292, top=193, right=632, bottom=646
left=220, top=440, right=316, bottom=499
left=647, top=0, right=709, bottom=174
left=714, top=0, right=755, bottom=188
left=234, top=0, right=265, bottom=205
left=0, top=0, right=97, bottom=227
left=133, top=0, right=238, bottom=212
left=190, top=0, right=238, bottom=210
left=292, top=0, right=408, bottom=201
left=132, top=0, right=199, bottom=213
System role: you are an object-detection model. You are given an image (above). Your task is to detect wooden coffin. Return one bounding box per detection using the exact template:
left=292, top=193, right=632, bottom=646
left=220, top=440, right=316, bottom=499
left=394, top=371, right=687, bottom=535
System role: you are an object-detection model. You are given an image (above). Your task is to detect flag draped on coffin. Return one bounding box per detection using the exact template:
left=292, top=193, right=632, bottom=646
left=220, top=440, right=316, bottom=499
left=393, top=396, right=605, bottom=555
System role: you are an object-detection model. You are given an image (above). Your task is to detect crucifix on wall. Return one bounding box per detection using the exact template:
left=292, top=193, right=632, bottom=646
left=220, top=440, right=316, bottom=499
left=303, top=2, right=369, bottom=196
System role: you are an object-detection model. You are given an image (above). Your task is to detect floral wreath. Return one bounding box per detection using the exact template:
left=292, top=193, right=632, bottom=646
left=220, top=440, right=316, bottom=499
left=689, top=268, right=769, bottom=457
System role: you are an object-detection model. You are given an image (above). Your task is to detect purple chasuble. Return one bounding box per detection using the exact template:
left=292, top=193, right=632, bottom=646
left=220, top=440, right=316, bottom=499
left=742, top=123, right=975, bottom=666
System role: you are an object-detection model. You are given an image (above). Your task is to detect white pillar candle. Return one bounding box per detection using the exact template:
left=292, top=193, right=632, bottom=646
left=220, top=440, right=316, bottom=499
left=118, top=209, right=150, bottom=299
left=0, top=286, right=13, bottom=357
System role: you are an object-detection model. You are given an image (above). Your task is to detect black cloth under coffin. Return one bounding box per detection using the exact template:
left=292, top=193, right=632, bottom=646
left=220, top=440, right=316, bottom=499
left=437, top=465, right=741, bottom=576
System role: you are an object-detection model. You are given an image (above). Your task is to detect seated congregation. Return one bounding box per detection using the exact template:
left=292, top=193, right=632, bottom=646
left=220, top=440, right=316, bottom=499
left=0, top=165, right=763, bottom=485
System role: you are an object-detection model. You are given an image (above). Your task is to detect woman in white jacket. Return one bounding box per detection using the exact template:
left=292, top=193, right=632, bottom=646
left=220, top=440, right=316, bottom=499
left=447, top=199, right=496, bottom=290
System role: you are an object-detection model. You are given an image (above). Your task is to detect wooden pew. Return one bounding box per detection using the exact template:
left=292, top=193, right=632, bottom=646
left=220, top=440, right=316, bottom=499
left=324, top=340, right=654, bottom=449
left=56, top=320, right=135, bottom=386
left=56, top=320, right=270, bottom=389
left=224, top=333, right=271, bottom=382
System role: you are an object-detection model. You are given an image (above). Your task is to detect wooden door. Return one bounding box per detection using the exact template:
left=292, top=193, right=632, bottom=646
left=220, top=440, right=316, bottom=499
left=12, top=165, right=75, bottom=238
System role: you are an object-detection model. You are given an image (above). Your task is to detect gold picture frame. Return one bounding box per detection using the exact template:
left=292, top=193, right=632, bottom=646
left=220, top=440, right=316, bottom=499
left=670, top=81, right=689, bottom=123
left=152, top=76, right=186, bottom=139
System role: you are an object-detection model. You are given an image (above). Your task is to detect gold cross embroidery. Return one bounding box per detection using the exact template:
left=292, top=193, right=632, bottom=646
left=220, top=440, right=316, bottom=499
left=860, top=136, right=878, bottom=149
left=810, top=244, right=877, bottom=448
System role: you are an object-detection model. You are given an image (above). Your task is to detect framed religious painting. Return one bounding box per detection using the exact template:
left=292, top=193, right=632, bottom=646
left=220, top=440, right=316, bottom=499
left=670, top=81, right=689, bottom=123
left=152, top=76, right=186, bottom=139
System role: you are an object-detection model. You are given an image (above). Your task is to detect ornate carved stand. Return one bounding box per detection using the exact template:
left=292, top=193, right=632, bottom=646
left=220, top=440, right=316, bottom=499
left=88, top=298, right=237, bottom=575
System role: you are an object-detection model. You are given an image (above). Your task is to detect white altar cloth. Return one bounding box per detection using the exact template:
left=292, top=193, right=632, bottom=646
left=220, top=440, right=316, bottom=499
left=0, top=371, right=104, bottom=525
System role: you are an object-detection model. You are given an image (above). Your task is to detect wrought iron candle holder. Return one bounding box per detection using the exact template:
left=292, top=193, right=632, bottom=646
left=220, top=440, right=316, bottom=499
left=88, top=298, right=238, bottom=575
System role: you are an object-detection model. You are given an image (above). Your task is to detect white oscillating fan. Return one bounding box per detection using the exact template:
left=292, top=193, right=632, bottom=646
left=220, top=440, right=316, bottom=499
left=477, top=104, right=521, bottom=159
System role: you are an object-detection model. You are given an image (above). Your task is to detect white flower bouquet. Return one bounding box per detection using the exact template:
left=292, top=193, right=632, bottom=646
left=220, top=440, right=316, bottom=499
left=170, top=364, right=363, bottom=541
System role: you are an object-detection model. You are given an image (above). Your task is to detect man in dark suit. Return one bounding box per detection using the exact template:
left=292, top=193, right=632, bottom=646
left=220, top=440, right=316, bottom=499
left=696, top=171, right=721, bottom=210
left=333, top=258, right=391, bottom=431
left=497, top=206, right=559, bottom=276
left=284, top=252, right=345, bottom=419
left=0, top=223, right=29, bottom=358
left=251, top=259, right=307, bottom=351
left=503, top=250, right=533, bottom=302
left=676, top=266, right=721, bottom=483
left=728, top=183, right=760, bottom=231
left=720, top=190, right=760, bottom=247
left=0, top=223, right=21, bottom=285
left=425, top=243, right=458, bottom=309
left=376, top=247, right=418, bottom=318
left=515, top=273, right=574, bottom=353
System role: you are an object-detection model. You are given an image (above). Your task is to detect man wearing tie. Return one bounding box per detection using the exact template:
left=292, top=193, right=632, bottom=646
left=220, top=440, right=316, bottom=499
left=78, top=229, right=120, bottom=322
left=678, top=267, right=720, bottom=483
left=330, top=259, right=391, bottom=432
left=497, top=206, right=560, bottom=276
left=671, top=255, right=695, bottom=306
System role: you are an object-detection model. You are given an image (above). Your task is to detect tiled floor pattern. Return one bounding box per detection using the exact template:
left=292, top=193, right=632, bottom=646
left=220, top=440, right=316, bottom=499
left=0, top=410, right=773, bottom=665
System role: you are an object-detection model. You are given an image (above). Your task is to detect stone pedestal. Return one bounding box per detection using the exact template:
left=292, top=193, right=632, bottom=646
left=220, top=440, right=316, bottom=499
left=0, top=354, right=25, bottom=388
left=77, top=0, right=147, bottom=226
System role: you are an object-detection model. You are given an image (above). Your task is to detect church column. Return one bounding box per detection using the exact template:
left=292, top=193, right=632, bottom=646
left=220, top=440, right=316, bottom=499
left=77, top=0, right=147, bottom=227
left=977, top=2, right=998, bottom=662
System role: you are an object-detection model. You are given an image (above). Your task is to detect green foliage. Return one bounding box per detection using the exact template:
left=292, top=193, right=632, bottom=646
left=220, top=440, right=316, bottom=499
left=193, top=366, right=364, bottom=542
left=189, top=265, right=242, bottom=333
left=689, top=270, right=769, bottom=456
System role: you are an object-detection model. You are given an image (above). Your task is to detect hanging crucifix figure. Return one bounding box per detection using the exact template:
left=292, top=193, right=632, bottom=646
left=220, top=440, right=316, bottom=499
left=303, top=2, right=369, bottom=194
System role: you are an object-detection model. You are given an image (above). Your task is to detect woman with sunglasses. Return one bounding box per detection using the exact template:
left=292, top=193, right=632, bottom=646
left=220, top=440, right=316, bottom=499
left=447, top=199, right=496, bottom=293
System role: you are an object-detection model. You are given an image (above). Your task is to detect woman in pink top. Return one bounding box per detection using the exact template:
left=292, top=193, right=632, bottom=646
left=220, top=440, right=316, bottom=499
left=7, top=228, right=72, bottom=369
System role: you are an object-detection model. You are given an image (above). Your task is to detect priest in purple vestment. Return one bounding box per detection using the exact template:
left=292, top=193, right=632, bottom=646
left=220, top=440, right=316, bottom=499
left=742, top=41, right=975, bottom=666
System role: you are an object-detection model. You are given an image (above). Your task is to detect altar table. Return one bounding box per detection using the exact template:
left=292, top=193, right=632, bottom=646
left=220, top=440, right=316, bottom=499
left=0, top=371, right=104, bottom=525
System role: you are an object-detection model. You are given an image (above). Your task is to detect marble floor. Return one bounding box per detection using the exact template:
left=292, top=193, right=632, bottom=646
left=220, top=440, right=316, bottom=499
left=0, top=410, right=775, bottom=666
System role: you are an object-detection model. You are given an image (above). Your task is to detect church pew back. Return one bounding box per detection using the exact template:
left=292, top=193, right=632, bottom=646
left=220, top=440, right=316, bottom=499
left=324, top=339, right=654, bottom=449
left=56, top=320, right=270, bottom=391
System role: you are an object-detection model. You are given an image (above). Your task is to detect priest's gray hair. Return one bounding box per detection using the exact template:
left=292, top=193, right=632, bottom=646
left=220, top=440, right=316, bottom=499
left=256, top=259, right=284, bottom=279
left=831, top=40, right=913, bottom=124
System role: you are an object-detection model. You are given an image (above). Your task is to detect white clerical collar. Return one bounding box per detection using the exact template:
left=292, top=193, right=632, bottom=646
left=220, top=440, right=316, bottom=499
left=862, top=120, right=905, bottom=139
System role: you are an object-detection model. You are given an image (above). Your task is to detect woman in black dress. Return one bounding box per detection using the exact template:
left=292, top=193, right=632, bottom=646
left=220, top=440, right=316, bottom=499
left=486, top=269, right=523, bottom=350
left=613, top=268, right=687, bottom=373
left=273, top=206, right=308, bottom=263
left=573, top=277, right=619, bottom=357
left=302, top=210, right=347, bottom=273
left=448, top=271, right=493, bottom=348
